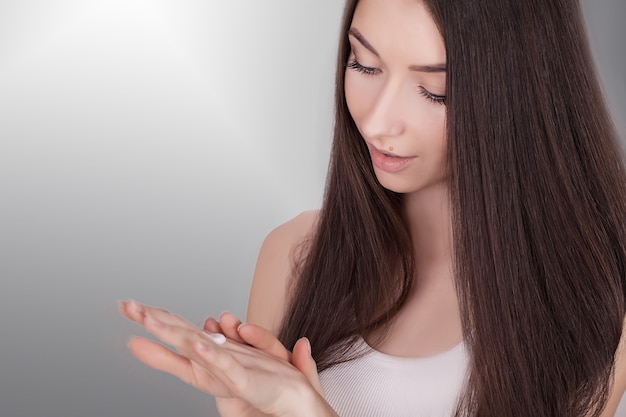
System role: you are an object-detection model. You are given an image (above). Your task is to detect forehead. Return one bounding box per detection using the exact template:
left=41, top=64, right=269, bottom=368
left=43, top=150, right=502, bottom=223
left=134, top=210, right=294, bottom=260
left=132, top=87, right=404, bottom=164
left=350, top=0, right=445, bottom=65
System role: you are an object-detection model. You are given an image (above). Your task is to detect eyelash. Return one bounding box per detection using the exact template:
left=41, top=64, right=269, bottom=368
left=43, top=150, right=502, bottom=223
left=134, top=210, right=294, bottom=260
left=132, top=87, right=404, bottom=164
left=346, top=58, right=447, bottom=106
left=418, top=88, right=446, bottom=106
left=346, top=59, right=379, bottom=76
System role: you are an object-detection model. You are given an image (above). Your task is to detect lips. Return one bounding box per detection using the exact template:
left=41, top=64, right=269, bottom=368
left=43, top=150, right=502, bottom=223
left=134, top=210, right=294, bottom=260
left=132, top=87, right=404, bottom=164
left=368, top=144, right=416, bottom=173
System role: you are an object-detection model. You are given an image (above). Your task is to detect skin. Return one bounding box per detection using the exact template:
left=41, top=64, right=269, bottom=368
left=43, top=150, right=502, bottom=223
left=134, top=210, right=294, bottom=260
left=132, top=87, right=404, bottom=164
left=120, top=0, right=626, bottom=415
left=344, top=0, right=461, bottom=357
left=119, top=300, right=332, bottom=417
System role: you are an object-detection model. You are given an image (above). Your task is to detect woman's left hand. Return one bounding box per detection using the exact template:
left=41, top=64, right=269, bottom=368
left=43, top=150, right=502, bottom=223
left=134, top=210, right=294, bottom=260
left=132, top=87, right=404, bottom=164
left=119, top=300, right=331, bottom=417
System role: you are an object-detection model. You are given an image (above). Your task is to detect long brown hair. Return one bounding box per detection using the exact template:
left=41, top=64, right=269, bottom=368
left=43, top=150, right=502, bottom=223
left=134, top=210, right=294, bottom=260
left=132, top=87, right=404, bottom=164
left=279, top=1, right=626, bottom=416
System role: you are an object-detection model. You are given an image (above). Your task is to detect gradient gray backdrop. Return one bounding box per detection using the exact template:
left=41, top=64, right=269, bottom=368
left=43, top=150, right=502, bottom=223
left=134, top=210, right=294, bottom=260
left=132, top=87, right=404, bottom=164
left=0, top=1, right=624, bottom=417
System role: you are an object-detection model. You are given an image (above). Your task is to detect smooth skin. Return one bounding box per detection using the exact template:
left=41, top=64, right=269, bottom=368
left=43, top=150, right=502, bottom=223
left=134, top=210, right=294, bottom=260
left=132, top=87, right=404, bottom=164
left=120, top=212, right=626, bottom=417
left=120, top=0, right=626, bottom=415
left=344, top=0, right=460, bottom=358
left=119, top=299, right=333, bottom=417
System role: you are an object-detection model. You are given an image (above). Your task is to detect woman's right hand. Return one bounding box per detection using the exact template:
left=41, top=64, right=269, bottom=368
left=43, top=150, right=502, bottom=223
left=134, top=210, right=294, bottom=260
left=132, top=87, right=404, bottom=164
left=204, top=312, right=324, bottom=417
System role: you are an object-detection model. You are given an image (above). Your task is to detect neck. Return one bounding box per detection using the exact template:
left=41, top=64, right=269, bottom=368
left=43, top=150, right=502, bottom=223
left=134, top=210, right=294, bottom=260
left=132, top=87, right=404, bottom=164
left=402, top=181, right=453, bottom=270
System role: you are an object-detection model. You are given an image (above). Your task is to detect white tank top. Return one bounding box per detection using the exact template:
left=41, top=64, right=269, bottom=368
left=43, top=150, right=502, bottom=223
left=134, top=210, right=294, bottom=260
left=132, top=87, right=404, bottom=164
left=318, top=337, right=469, bottom=417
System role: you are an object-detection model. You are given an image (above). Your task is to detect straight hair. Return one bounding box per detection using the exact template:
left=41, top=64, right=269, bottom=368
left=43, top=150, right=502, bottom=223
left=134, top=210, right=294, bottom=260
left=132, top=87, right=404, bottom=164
left=279, top=1, right=626, bottom=416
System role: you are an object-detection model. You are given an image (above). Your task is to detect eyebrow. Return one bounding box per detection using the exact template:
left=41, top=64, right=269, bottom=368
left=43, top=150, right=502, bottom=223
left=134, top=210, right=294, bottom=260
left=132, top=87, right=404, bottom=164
left=409, top=64, right=447, bottom=73
left=348, top=27, right=447, bottom=73
left=348, top=28, right=380, bottom=57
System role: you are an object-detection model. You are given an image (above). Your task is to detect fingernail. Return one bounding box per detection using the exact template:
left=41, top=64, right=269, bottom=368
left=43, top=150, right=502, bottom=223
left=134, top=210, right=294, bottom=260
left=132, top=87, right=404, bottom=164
left=303, top=337, right=311, bottom=355
left=128, top=299, right=144, bottom=314
left=202, top=331, right=226, bottom=345
left=237, top=322, right=246, bottom=332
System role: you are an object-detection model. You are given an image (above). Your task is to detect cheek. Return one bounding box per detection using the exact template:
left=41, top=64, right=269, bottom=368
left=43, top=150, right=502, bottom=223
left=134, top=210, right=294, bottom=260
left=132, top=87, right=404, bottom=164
left=407, top=106, right=447, bottom=149
left=431, top=123, right=449, bottom=173
left=430, top=119, right=447, bottom=153
left=344, top=70, right=377, bottom=126
left=429, top=125, right=448, bottom=166
left=344, top=70, right=362, bottom=122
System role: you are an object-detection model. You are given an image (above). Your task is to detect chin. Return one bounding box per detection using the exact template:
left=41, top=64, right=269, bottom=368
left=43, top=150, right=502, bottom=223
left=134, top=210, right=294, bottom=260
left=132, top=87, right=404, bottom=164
left=376, top=176, right=423, bottom=194
left=374, top=171, right=448, bottom=195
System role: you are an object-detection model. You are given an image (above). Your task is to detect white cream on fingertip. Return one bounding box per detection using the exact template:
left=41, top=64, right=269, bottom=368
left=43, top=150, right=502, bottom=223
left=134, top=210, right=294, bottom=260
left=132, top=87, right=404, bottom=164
left=202, top=331, right=226, bottom=345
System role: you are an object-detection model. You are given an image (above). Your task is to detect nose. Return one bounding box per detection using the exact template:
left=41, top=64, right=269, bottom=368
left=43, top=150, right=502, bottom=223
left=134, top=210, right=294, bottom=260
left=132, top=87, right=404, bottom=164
left=359, top=79, right=406, bottom=140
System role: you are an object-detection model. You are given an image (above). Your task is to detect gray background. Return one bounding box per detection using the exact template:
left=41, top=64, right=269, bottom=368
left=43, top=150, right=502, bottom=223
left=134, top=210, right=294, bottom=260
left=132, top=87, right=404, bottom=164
left=0, top=1, right=623, bottom=417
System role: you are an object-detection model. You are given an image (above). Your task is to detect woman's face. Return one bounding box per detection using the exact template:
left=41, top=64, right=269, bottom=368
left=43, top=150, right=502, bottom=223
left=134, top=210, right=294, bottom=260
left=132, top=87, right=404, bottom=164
left=345, top=0, right=447, bottom=195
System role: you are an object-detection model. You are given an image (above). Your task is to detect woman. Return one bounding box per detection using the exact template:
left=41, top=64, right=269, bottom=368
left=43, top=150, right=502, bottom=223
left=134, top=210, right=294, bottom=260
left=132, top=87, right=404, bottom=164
left=120, top=0, right=626, bottom=416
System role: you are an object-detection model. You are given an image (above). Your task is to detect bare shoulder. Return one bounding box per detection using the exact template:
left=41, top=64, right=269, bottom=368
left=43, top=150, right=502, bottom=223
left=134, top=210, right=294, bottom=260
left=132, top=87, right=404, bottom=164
left=245, top=210, right=319, bottom=334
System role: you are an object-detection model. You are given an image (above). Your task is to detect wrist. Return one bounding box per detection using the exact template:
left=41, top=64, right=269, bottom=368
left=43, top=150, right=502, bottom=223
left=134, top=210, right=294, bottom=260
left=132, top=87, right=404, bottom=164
left=289, top=384, right=338, bottom=417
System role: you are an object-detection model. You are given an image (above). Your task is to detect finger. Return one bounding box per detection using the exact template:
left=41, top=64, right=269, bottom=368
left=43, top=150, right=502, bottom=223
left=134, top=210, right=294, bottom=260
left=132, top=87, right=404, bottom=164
left=144, top=314, right=231, bottom=358
left=128, top=336, right=197, bottom=386
left=203, top=317, right=222, bottom=333
left=119, top=299, right=192, bottom=329
left=292, top=337, right=324, bottom=396
left=141, top=304, right=195, bottom=329
left=143, top=313, right=197, bottom=352
left=194, top=337, right=314, bottom=413
left=194, top=338, right=250, bottom=396
left=237, top=323, right=291, bottom=362
left=119, top=299, right=148, bottom=325
left=141, top=316, right=227, bottom=383
left=218, top=312, right=245, bottom=343
left=128, top=336, right=232, bottom=397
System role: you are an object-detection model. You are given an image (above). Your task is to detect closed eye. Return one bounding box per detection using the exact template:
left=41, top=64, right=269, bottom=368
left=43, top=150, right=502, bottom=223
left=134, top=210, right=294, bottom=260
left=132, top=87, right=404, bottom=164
left=418, top=87, right=446, bottom=105
left=346, top=59, right=381, bottom=76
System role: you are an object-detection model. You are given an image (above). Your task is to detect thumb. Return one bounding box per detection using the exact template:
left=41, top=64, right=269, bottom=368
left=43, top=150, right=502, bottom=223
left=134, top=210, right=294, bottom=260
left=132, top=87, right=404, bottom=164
left=292, top=337, right=324, bottom=397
